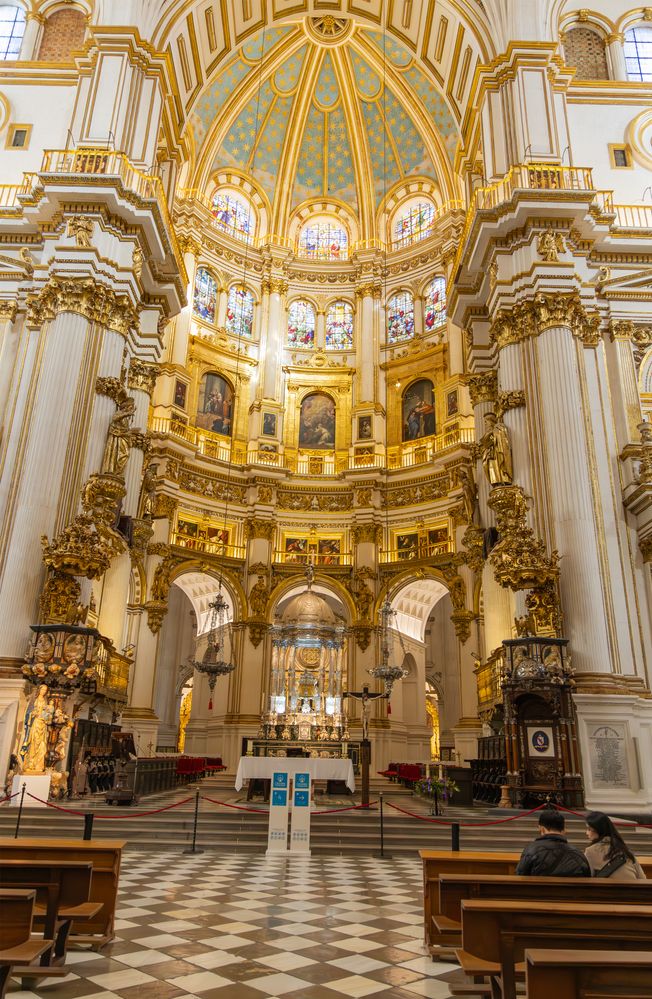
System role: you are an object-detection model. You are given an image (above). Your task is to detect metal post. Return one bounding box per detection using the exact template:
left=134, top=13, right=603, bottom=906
left=83, top=813, right=94, bottom=841
left=451, top=822, right=460, bottom=852
left=14, top=783, right=26, bottom=839
left=183, top=789, right=203, bottom=854
left=373, top=791, right=392, bottom=859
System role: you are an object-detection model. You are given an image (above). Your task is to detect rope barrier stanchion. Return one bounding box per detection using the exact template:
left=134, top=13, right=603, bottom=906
left=14, top=782, right=26, bottom=839
left=386, top=800, right=548, bottom=827
left=184, top=789, right=203, bottom=855
left=83, top=813, right=94, bottom=841
left=25, top=792, right=194, bottom=819
left=373, top=792, right=391, bottom=859
left=200, top=795, right=269, bottom=813
left=451, top=822, right=460, bottom=851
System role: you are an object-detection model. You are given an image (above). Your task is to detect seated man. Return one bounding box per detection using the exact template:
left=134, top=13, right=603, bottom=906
left=516, top=808, right=590, bottom=877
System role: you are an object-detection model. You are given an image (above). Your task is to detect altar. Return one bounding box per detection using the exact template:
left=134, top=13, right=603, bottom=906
left=235, top=755, right=355, bottom=793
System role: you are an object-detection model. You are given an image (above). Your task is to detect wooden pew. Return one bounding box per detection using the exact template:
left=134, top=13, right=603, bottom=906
left=0, top=890, right=53, bottom=999
left=525, top=949, right=652, bottom=998
left=434, top=873, right=652, bottom=949
left=419, top=848, right=652, bottom=953
left=0, top=838, right=125, bottom=949
left=459, top=900, right=652, bottom=999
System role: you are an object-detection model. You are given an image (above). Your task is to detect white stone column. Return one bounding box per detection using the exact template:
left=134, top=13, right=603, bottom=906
left=536, top=325, right=611, bottom=672
left=467, top=372, right=497, bottom=527
left=413, top=295, right=424, bottom=338
left=357, top=286, right=375, bottom=403
left=607, top=34, right=628, bottom=81
left=216, top=285, right=228, bottom=328
left=448, top=323, right=465, bottom=376
left=315, top=309, right=326, bottom=349
left=497, top=343, right=533, bottom=501
left=0, top=311, right=93, bottom=658
left=170, top=250, right=197, bottom=367
left=262, top=280, right=285, bottom=400
left=20, top=13, right=42, bottom=60
left=0, top=308, right=19, bottom=438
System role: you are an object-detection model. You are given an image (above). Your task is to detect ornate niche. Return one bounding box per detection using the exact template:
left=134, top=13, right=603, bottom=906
left=502, top=637, right=583, bottom=809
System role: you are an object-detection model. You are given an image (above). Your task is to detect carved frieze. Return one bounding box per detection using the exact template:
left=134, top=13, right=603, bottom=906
left=178, top=466, right=247, bottom=503
left=277, top=489, right=353, bottom=512
left=381, top=476, right=448, bottom=508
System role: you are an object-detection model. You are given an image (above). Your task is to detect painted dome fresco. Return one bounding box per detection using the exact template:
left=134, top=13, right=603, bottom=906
left=187, top=16, right=460, bottom=239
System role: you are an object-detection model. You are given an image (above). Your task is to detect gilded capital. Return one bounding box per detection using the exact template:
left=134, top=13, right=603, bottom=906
left=244, top=517, right=275, bottom=542
left=496, top=390, right=526, bottom=417
left=640, top=536, right=652, bottom=563
left=128, top=359, right=158, bottom=395
left=490, top=301, right=536, bottom=349
left=26, top=277, right=138, bottom=337
left=262, top=277, right=288, bottom=296
left=351, top=523, right=382, bottom=545
left=466, top=370, right=498, bottom=407
left=0, top=300, right=17, bottom=323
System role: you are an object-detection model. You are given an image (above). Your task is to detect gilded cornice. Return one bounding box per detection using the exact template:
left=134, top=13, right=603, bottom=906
left=128, top=358, right=159, bottom=395
left=465, top=370, right=498, bottom=407
left=490, top=292, right=601, bottom=349
left=26, top=277, right=139, bottom=335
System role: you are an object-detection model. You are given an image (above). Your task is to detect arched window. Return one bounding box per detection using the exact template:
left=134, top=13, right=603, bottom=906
left=193, top=267, right=217, bottom=323
left=393, top=199, right=436, bottom=247
left=424, top=277, right=447, bottom=332
left=624, top=26, right=652, bottom=82
left=298, top=218, right=348, bottom=261
left=0, top=5, right=26, bottom=59
left=210, top=189, right=255, bottom=242
left=563, top=26, right=609, bottom=80
left=299, top=392, right=335, bottom=449
left=196, top=372, right=234, bottom=437
left=226, top=285, right=254, bottom=338
left=287, top=300, right=315, bottom=348
left=402, top=379, right=435, bottom=441
left=325, top=301, right=353, bottom=350
left=387, top=291, right=414, bottom=343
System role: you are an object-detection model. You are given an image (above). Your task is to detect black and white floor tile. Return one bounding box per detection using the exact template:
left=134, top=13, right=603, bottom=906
left=8, top=852, right=465, bottom=999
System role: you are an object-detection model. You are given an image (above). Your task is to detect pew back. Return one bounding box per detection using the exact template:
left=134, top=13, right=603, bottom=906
left=525, top=949, right=652, bottom=998
left=0, top=890, right=35, bottom=950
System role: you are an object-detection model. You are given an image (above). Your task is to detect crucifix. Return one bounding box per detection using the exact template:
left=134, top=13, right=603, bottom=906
left=343, top=684, right=385, bottom=806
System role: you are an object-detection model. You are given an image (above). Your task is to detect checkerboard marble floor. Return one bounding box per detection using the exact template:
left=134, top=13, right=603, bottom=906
left=8, top=851, right=465, bottom=999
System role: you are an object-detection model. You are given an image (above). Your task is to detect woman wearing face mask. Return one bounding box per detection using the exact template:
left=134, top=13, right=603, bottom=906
left=584, top=811, right=646, bottom=879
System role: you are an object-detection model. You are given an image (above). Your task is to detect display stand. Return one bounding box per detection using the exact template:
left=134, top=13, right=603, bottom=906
left=11, top=774, right=51, bottom=806
left=290, top=772, right=311, bottom=854
left=360, top=739, right=371, bottom=807
left=266, top=771, right=290, bottom=854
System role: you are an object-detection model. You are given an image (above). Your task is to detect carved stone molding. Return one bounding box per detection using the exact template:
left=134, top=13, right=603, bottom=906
left=491, top=293, right=601, bottom=349
left=355, top=282, right=382, bottom=299
left=146, top=600, right=168, bottom=634
left=277, top=489, right=353, bottom=512
left=496, top=390, right=526, bottom=417
left=154, top=494, right=177, bottom=520
left=640, top=536, right=652, bottom=563
left=350, top=623, right=372, bottom=651
left=128, top=359, right=158, bottom=395
left=461, top=524, right=485, bottom=573
left=248, top=620, right=269, bottom=648
left=261, top=277, right=288, bottom=296
left=26, top=277, right=139, bottom=336
left=351, top=524, right=382, bottom=545
left=466, top=371, right=498, bottom=407
left=382, top=477, right=449, bottom=508
left=487, top=485, right=559, bottom=592
left=244, top=518, right=275, bottom=542
left=0, top=300, right=17, bottom=322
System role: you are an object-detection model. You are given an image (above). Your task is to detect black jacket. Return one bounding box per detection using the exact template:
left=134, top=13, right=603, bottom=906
left=516, top=833, right=591, bottom=877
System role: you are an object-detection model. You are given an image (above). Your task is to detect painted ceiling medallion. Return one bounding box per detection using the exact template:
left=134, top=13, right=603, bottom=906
left=307, top=15, right=352, bottom=44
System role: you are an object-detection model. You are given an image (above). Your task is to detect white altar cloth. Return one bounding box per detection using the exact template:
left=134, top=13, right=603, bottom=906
left=235, top=756, right=355, bottom=792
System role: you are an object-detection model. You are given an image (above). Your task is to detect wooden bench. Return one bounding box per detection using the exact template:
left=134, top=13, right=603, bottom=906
left=525, top=949, right=652, bottom=997
left=434, top=873, right=652, bottom=950
left=419, top=848, right=652, bottom=953
left=458, top=900, right=652, bottom=999
left=0, top=890, right=53, bottom=999
left=0, top=838, right=125, bottom=949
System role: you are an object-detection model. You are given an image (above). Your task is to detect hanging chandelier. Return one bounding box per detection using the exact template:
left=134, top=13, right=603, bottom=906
left=368, top=597, right=408, bottom=697
left=190, top=592, right=235, bottom=709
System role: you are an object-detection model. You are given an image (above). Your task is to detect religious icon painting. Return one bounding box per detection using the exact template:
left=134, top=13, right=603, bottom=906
left=262, top=412, right=277, bottom=437
left=174, top=379, right=188, bottom=410
left=358, top=415, right=372, bottom=439
left=318, top=538, right=341, bottom=564
left=299, top=392, right=336, bottom=449
left=446, top=389, right=458, bottom=418
left=285, top=537, right=308, bottom=563
left=196, top=372, right=234, bottom=436
left=402, top=379, right=435, bottom=441
left=397, top=532, right=418, bottom=559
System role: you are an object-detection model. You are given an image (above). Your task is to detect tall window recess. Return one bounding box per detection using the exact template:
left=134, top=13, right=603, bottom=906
left=424, top=277, right=447, bottom=332
left=287, top=301, right=315, bottom=348
left=0, top=5, right=26, bottom=59
left=226, top=285, right=254, bottom=338
left=392, top=200, right=436, bottom=247
left=298, top=219, right=349, bottom=261
left=193, top=267, right=218, bottom=323
left=563, top=25, right=609, bottom=80
left=624, top=26, right=652, bottom=82
left=325, top=301, right=354, bottom=350
left=211, top=190, right=255, bottom=242
left=387, top=291, right=415, bottom=343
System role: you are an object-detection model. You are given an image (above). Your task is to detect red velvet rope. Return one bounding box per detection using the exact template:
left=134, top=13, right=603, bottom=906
left=554, top=801, right=652, bottom=830
left=0, top=791, right=19, bottom=805
left=313, top=801, right=377, bottom=815
left=386, top=800, right=548, bottom=827
left=26, top=792, right=195, bottom=819
left=200, top=795, right=270, bottom=813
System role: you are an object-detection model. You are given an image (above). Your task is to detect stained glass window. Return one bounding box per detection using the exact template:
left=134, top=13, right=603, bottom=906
left=0, top=5, right=25, bottom=59
left=193, top=267, right=217, bottom=323
left=393, top=200, right=436, bottom=247
left=287, top=300, right=315, bottom=348
left=424, top=277, right=447, bottom=332
left=387, top=291, right=414, bottom=343
left=325, top=301, right=353, bottom=350
left=210, top=190, right=254, bottom=241
left=226, top=285, right=254, bottom=338
left=298, top=219, right=349, bottom=261
left=624, top=26, right=652, bottom=81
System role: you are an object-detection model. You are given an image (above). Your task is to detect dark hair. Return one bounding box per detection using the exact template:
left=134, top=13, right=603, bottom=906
left=585, top=811, right=636, bottom=863
left=538, top=808, right=565, bottom=832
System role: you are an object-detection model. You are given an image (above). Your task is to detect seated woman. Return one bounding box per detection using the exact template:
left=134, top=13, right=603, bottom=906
left=585, top=811, right=646, bottom=880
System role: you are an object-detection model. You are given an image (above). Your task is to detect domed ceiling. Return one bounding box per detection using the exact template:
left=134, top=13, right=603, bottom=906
left=188, top=17, right=460, bottom=235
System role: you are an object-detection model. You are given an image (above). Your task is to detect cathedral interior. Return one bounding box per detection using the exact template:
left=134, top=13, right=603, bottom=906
left=0, top=0, right=651, bottom=815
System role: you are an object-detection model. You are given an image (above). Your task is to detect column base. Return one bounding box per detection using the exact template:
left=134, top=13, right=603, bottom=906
left=120, top=708, right=160, bottom=756
left=574, top=692, right=652, bottom=813
left=451, top=717, right=482, bottom=765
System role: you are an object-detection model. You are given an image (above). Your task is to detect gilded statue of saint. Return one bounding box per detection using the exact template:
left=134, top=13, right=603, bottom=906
left=19, top=685, right=53, bottom=775
left=481, top=412, right=513, bottom=486
left=138, top=462, right=158, bottom=518
left=101, top=395, right=136, bottom=477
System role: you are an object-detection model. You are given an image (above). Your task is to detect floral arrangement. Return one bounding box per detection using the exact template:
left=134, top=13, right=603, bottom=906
left=416, top=775, right=459, bottom=804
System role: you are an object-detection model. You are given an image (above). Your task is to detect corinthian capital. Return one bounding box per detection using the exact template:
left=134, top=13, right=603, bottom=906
left=466, top=370, right=498, bottom=407
left=128, top=359, right=159, bottom=395
left=26, top=277, right=138, bottom=336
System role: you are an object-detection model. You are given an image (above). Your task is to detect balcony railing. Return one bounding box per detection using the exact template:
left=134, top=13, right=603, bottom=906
left=171, top=532, right=246, bottom=559
left=273, top=550, right=353, bottom=567
left=612, top=203, right=652, bottom=231
left=379, top=540, right=454, bottom=564
left=95, top=650, right=131, bottom=701
left=475, top=649, right=505, bottom=710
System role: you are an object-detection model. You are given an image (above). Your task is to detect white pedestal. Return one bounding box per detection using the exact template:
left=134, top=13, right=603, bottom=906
left=11, top=774, right=51, bottom=806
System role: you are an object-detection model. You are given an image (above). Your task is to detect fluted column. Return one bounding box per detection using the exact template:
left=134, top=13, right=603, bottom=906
left=170, top=248, right=197, bottom=367
left=413, top=295, right=424, bottom=338
left=467, top=371, right=498, bottom=527
left=0, top=306, right=18, bottom=440
left=607, top=33, right=628, bottom=81
left=262, top=279, right=286, bottom=400
left=315, top=308, right=326, bottom=349
left=497, top=342, right=533, bottom=521
left=356, top=284, right=377, bottom=403
left=536, top=325, right=611, bottom=671
left=607, top=322, right=644, bottom=447
left=216, top=286, right=228, bottom=328
left=20, top=12, right=43, bottom=60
